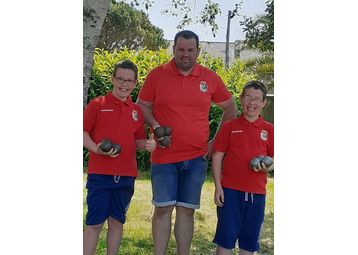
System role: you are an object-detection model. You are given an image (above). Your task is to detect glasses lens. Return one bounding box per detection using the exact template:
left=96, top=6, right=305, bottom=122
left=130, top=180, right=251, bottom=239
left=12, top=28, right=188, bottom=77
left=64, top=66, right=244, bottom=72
left=254, top=98, right=262, bottom=103
left=244, top=96, right=252, bottom=102
left=126, top=80, right=134, bottom=86
left=116, top=77, right=124, bottom=84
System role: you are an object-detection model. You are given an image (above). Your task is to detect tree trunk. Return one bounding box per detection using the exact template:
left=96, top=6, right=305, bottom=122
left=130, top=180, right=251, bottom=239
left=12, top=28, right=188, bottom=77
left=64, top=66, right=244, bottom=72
left=83, top=0, right=111, bottom=112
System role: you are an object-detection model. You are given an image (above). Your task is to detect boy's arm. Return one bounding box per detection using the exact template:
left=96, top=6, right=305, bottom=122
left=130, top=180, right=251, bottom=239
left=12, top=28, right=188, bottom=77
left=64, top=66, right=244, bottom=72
left=83, top=131, right=118, bottom=157
left=136, top=133, right=157, bottom=152
left=212, top=150, right=225, bottom=207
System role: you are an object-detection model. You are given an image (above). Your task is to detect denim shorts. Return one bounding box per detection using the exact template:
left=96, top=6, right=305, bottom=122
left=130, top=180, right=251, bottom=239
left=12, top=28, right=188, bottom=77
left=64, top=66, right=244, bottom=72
left=85, top=174, right=135, bottom=225
left=150, top=156, right=207, bottom=209
left=213, top=187, right=266, bottom=252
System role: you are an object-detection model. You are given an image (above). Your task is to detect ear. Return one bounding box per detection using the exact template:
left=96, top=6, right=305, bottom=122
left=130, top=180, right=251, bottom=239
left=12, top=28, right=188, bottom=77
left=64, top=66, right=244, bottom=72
left=197, top=47, right=201, bottom=56
left=262, top=99, right=268, bottom=107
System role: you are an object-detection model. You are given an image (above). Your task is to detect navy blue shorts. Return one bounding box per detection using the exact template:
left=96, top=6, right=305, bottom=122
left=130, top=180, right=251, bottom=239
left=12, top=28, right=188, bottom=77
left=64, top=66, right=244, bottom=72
left=213, top=187, right=266, bottom=252
left=151, top=156, right=207, bottom=209
left=85, top=174, right=135, bottom=225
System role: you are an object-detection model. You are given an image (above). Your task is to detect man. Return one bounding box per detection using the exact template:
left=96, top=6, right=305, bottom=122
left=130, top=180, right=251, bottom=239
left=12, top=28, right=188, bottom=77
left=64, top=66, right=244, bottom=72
left=137, top=30, right=238, bottom=255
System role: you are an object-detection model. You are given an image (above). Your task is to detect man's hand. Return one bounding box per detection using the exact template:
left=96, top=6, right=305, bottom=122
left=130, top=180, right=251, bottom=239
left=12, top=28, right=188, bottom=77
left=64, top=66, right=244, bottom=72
left=152, top=125, right=167, bottom=149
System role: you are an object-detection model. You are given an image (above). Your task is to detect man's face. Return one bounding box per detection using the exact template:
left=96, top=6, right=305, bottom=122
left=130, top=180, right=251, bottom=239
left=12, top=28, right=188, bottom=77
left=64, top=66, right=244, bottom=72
left=240, top=87, right=267, bottom=121
left=111, top=68, right=137, bottom=101
left=173, top=37, right=200, bottom=73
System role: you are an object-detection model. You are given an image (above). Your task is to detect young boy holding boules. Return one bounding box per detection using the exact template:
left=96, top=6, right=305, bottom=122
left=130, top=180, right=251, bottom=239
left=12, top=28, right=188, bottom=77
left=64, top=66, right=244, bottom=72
left=211, top=81, right=274, bottom=255
left=83, top=60, right=156, bottom=255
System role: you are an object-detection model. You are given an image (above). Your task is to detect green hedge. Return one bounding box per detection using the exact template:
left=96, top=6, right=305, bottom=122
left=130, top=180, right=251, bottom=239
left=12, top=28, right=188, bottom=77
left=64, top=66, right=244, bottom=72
left=84, top=48, right=255, bottom=171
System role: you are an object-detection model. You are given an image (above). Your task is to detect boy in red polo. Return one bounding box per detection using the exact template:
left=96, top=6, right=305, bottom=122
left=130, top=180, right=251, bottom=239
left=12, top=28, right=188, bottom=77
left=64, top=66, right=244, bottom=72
left=211, top=81, right=274, bottom=255
left=83, top=60, right=156, bottom=255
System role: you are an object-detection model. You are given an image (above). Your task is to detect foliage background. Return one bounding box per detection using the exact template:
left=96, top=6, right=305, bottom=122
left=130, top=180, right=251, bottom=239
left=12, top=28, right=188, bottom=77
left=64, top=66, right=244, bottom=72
left=83, top=48, right=255, bottom=171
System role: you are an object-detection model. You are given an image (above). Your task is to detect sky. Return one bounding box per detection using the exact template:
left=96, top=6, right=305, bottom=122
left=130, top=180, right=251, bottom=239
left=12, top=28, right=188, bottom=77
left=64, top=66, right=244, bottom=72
left=136, top=0, right=267, bottom=43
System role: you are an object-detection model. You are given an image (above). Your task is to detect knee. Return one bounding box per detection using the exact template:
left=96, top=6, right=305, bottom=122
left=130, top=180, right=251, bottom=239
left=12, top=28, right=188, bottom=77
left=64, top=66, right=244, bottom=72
left=108, top=216, right=123, bottom=230
left=154, top=205, right=174, bottom=219
left=176, top=206, right=194, bottom=217
left=85, top=222, right=104, bottom=233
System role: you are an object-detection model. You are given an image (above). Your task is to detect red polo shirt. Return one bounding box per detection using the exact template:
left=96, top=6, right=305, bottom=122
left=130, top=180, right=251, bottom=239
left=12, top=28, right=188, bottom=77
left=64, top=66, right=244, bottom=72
left=83, top=92, right=147, bottom=176
left=138, top=58, right=232, bottom=164
left=213, top=114, right=274, bottom=194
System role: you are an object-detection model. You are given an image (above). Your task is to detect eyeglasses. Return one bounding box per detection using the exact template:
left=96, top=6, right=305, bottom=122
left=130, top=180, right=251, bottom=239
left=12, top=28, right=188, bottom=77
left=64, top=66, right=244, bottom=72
left=243, top=95, right=263, bottom=104
left=114, top=76, right=136, bottom=86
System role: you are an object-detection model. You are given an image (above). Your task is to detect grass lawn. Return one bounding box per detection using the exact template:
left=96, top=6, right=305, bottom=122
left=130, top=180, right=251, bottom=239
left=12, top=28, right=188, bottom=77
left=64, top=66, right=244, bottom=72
left=83, top=172, right=274, bottom=255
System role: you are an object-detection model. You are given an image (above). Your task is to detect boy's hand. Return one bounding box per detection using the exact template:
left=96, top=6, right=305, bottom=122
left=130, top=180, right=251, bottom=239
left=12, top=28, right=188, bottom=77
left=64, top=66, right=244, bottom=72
left=146, top=133, right=157, bottom=152
left=145, top=133, right=157, bottom=152
left=256, top=161, right=274, bottom=172
left=214, top=186, right=225, bottom=207
left=95, top=143, right=119, bottom=158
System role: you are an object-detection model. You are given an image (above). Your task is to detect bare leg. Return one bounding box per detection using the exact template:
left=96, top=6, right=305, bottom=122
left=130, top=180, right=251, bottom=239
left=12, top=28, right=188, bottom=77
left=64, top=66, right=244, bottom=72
left=83, top=223, right=104, bottom=255
left=239, top=248, right=254, bottom=255
left=152, top=205, right=175, bottom=255
left=106, top=216, right=123, bottom=255
left=216, top=245, right=232, bottom=255
left=174, top=206, right=195, bottom=255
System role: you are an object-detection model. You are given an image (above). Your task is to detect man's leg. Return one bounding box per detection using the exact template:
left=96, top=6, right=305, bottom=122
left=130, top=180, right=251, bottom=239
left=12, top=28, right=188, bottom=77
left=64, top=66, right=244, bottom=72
left=174, top=206, right=195, bottom=255
left=83, top=223, right=104, bottom=255
left=152, top=205, right=175, bottom=255
left=106, top=216, right=123, bottom=255
left=216, top=245, right=232, bottom=255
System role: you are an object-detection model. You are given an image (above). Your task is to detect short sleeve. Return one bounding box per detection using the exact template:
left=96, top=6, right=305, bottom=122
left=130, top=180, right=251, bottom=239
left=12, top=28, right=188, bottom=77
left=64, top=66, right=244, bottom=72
left=138, top=70, right=156, bottom=103
left=211, top=72, right=232, bottom=103
left=83, top=100, right=97, bottom=133
left=134, top=107, right=147, bottom=140
left=212, top=121, right=231, bottom=153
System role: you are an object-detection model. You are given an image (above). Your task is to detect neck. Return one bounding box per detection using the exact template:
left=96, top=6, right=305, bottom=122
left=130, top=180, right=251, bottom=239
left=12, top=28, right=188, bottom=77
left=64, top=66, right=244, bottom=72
left=243, top=114, right=260, bottom=123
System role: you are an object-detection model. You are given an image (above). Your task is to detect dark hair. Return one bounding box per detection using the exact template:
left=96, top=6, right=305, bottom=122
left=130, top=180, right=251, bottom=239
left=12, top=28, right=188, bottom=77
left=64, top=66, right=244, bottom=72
left=113, top=60, right=138, bottom=80
left=174, top=30, right=199, bottom=49
left=241, top=81, right=268, bottom=100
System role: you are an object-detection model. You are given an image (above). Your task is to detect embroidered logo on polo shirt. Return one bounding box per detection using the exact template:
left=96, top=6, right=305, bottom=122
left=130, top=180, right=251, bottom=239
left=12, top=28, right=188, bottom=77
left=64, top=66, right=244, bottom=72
left=199, top=81, right=208, bottom=92
left=132, top=110, right=138, bottom=121
left=260, top=130, right=268, bottom=141
left=101, top=109, right=113, bottom=112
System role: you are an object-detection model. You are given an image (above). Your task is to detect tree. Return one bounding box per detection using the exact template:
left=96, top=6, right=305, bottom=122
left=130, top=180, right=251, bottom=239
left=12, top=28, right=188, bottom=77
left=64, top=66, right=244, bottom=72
left=240, top=0, right=274, bottom=53
left=83, top=0, right=223, bottom=112
left=96, top=1, right=169, bottom=51
left=83, top=0, right=112, bottom=112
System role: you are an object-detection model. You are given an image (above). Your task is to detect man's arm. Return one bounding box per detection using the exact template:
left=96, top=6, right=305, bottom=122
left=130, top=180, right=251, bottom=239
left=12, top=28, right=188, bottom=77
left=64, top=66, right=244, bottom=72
left=136, top=98, right=161, bottom=130
left=206, top=97, right=238, bottom=159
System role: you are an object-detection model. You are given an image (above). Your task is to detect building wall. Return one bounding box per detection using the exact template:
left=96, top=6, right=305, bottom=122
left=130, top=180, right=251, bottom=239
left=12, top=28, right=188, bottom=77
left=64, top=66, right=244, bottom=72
left=166, top=40, right=262, bottom=62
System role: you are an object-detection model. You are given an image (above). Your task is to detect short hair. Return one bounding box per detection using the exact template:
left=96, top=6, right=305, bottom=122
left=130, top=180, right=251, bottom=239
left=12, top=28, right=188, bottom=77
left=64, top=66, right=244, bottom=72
left=174, top=30, right=199, bottom=49
left=241, top=81, right=268, bottom=100
left=113, top=60, right=138, bottom=80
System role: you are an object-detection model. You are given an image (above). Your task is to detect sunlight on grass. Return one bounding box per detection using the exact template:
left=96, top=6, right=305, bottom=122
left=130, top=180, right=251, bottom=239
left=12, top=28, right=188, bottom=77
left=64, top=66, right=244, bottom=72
left=83, top=174, right=274, bottom=254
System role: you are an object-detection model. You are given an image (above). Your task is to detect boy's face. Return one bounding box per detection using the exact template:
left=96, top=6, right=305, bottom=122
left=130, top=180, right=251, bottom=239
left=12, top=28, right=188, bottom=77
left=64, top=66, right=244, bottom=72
left=111, top=68, right=137, bottom=101
left=240, top=87, right=267, bottom=122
